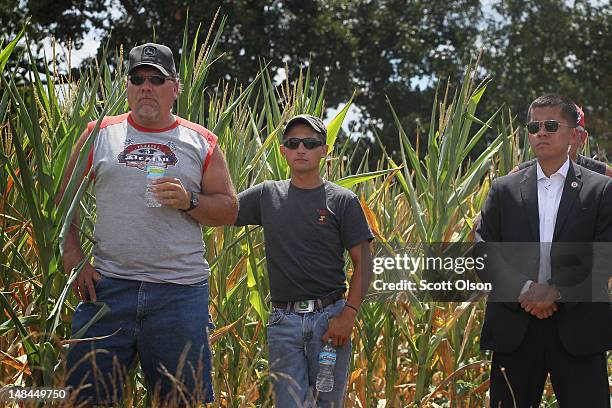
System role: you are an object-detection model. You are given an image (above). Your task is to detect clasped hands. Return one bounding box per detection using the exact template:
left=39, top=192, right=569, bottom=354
left=517, top=282, right=560, bottom=319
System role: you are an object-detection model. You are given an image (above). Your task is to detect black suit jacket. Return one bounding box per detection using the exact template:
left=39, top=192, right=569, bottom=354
left=476, top=161, right=612, bottom=355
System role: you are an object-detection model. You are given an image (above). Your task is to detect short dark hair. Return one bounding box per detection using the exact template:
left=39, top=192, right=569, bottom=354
left=527, top=94, right=579, bottom=126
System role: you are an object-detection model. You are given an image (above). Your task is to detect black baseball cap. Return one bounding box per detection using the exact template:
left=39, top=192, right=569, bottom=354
left=283, top=114, right=327, bottom=142
left=128, top=43, right=177, bottom=77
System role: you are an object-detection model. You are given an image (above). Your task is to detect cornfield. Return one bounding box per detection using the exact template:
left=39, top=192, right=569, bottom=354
left=1, top=18, right=609, bottom=408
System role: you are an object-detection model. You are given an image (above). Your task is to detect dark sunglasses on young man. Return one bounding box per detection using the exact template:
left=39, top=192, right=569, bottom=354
left=283, top=137, right=324, bottom=150
left=526, top=120, right=575, bottom=134
left=128, top=74, right=173, bottom=86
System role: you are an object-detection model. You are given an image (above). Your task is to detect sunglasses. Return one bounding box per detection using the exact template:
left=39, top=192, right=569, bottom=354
left=128, top=74, right=173, bottom=86
left=283, top=137, right=324, bottom=150
left=526, top=120, right=575, bottom=134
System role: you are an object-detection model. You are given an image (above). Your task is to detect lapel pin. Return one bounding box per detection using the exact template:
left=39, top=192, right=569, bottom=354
left=571, top=181, right=578, bottom=188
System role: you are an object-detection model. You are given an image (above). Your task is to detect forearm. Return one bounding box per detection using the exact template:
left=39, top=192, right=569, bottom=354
left=187, top=192, right=239, bottom=227
left=346, top=269, right=366, bottom=310
left=62, top=222, right=86, bottom=272
left=345, top=247, right=373, bottom=310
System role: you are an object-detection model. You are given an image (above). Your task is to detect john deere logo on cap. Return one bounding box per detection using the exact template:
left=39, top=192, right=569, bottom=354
left=143, top=46, right=157, bottom=58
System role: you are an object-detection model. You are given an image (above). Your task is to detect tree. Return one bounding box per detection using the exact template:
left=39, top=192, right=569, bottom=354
left=1, top=0, right=108, bottom=81
left=98, top=0, right=482, bottom=165
left=96, top=1, right=356, bottom=105
left=343, top=0, right=482, bottom=163
left=480, top=0, right=611, bottom=153
left=10, top=0, right=608, bottom=160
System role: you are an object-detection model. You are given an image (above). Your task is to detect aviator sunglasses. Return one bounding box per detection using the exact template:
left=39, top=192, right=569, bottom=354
left=128, top=74, right=173, bottom=86
left=283, top=137, right=324, bottom=150
left=526, top=120, right=575, bottom=134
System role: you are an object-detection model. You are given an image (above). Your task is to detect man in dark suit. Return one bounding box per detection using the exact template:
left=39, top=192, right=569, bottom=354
left=476, top=94, right=612, bottom=407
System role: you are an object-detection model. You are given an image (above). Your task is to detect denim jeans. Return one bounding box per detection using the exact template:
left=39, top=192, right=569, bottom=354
left=65, top=275, right=214, bottom=406
left=267, top=299, right=351, bottom=408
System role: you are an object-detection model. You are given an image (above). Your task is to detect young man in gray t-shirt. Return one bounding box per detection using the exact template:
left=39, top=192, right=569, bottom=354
left=234, top=114, right=374, bottom=407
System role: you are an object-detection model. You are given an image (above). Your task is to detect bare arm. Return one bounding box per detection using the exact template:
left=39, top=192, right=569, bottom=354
left=153, top=144, right=238, bottom=226
left=56, top=129, right=101, bottom=302
left=57, top=130, right=89, bottom=266
left=190, top=145, right=238, bottom=226
left=323, top=240, right=373, bottom=347
left=345, top=241, right=373, bottom=312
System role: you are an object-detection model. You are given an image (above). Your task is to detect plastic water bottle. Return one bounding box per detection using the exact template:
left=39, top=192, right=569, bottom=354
left=145, top=152, right=166, bottom=207
left=316, top=340, right=336, bottom=392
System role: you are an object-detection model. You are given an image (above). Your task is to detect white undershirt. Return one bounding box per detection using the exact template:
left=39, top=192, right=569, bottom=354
left=520, top=157, right=570, bottom=294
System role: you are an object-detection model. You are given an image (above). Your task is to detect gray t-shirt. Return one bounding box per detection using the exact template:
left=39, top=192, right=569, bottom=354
left=235, top=180, right=374, bottom=302
left=88, top=113, right=216, bottom=284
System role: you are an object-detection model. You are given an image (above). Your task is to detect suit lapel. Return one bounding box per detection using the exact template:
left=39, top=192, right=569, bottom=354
left=520, top=165, right=539, bottom=240
left=553, top=162, right=582, bottom=240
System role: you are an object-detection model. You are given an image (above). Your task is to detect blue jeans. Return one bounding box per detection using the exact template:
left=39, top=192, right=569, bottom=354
left=267, top=299, right=351, bottom=408
left=65, top=276, right=214, bottom=406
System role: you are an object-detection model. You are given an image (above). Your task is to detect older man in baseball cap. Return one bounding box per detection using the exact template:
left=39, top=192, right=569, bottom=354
left=61, top=42, right=237, bottom=406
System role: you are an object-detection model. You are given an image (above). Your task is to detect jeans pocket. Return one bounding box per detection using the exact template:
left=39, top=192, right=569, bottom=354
left=91, top=275, right=109, bottom=300
left=267, top=308, right=285, bottom=327
left=93, top=275, right=106, bottom=289
left=324, top=299, right=346, bottom=320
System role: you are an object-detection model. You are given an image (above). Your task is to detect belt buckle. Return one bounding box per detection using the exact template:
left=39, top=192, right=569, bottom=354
left=294, top=300, right=315, bottom=313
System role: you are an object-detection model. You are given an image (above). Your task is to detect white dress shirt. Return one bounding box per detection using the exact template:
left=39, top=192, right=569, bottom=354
left=520, top=157, right=570, bottom=294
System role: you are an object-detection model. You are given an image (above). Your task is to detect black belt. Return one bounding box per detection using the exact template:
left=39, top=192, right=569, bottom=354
left=272, top=290, right=345, bottom=313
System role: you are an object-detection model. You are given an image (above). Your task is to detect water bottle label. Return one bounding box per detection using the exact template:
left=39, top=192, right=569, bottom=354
left=318, top=352, right=336, bottom=365
left=146, top=167, right=165, bottom=178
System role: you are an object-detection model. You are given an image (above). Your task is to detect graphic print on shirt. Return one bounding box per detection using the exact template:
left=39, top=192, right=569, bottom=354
left=316, top=209, right=329, bottom=225
left=117, top=141, right=178, bottom=171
